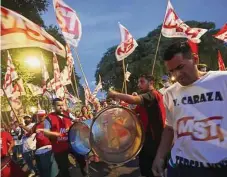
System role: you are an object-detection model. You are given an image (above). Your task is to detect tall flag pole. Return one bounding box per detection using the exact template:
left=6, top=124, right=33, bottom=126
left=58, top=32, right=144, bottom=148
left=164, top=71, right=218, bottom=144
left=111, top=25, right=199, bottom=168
left=53, top=0, right=90, bottom=93
left=115, top=22, right=138, bottom=94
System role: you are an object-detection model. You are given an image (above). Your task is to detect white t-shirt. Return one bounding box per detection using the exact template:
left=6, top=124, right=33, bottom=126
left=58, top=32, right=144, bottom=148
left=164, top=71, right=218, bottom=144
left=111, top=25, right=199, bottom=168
left=164, top=71, right=227, bottom=164
left=22, top=123, right=36, bottom=153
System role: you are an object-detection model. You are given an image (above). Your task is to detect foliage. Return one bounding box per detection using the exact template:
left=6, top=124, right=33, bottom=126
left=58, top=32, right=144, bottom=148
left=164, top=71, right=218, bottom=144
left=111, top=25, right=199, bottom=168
left=95, top=21, right=227, bottom=93
left=1, top=0, right=49, bottom=26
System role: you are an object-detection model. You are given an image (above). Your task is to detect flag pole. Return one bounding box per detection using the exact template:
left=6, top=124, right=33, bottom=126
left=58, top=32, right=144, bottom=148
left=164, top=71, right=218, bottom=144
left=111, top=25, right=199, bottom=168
left=72, top=69, right=80, bottom=98
left=151, top=32, right=162, bottom=75
left=2, top=88, right=20, bottom=123
left=73, top=48, right=90, bottom=90
left=122, top=59, right=127, bottom=94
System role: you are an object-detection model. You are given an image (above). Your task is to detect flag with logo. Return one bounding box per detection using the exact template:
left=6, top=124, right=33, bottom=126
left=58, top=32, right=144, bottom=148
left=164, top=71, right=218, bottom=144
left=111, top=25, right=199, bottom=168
left=115, top=23, right=138, bottom=61
left=53, top=53, right=65, bottom=98
left=217, top=50, right=226, bottom=71
left=162, top=1, right=207, bottom=43
left=213, top=23, right=227, bottom=43
left=53, top=0, right=82, bottom=47
left=3, top=51, right=18, bottom=97
left=1, top=6, right=65, bottom=57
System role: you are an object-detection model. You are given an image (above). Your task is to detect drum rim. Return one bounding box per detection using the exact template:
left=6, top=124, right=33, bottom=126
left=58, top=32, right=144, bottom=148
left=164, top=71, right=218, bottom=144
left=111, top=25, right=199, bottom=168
left=90, top=105, right=145, bottom=164
left=68, top=121, right=92, bottom=155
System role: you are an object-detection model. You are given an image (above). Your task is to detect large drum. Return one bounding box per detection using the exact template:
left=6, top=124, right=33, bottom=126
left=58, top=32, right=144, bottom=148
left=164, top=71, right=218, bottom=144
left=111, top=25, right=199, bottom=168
left=68, top=119, right=101, bottom=155
left=90, top=106, right=144, bottom=164
left=68, top=119, right=92, bottom=155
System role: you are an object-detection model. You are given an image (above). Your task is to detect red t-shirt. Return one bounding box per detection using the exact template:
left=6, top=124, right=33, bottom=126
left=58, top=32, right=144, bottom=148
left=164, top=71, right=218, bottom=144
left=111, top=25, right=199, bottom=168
left=32, top=122, right=51, bottom=149
left=45, top=112, right=72, bottom=153
left=1, top=131, right=13, bottom=158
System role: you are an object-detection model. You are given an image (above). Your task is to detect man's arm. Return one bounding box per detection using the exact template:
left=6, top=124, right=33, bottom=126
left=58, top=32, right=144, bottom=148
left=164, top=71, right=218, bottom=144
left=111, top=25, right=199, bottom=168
left=108, top=90, right=142, bottom=105
left=7, top=133, right=14, bottom=154
left=152, top=125, right=174, bottom=176
left=41, top=119, right=61, bottom=138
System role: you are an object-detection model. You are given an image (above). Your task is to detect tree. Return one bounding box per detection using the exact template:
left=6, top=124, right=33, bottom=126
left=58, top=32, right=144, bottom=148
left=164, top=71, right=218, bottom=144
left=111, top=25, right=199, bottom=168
left=95, top=21, right=227, bottom=93
left=1, top=0, right=49, bottom=26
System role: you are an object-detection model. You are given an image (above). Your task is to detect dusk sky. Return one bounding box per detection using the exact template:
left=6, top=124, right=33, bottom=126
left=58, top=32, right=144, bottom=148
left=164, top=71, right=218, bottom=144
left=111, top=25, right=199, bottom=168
left=43, top=0, right=227, bottom=97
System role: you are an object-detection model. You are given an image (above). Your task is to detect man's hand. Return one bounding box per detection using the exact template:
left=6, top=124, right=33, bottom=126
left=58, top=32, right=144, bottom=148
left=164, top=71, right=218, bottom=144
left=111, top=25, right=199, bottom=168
left=108, top=90, right=118, bottom=99
left=152, top=157, right=165, bottom=177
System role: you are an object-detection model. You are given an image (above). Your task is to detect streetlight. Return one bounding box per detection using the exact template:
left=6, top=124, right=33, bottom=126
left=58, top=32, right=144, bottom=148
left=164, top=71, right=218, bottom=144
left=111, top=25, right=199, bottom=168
left=24, top=56, right=41, bottom=68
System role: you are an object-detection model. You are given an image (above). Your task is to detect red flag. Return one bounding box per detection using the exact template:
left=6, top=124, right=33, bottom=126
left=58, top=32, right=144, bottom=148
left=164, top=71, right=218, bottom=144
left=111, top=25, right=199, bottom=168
left=213, top=24, right=227, bottom=42
left=187, top=40, right=199, bottom=63
left=217, top=50, right=226, bottom=71
left=162, top=1, right=207, bottom=43
left=53, top=0, right=82, bottom=47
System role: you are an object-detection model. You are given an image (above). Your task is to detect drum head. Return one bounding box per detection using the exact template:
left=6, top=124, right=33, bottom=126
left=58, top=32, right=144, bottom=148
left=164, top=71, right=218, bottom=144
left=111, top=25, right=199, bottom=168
left=68, top=120, right=92, bottom=155
left=90, top=106, right=144, bottom=164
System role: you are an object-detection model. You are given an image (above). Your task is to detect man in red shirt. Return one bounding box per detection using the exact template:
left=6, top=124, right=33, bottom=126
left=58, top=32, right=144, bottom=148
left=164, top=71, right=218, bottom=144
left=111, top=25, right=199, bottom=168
left=1, top=124, right=13, bottom=177
left=108, top=74, right=166, bottom=177
left=42, top=98, right=86, bottom=177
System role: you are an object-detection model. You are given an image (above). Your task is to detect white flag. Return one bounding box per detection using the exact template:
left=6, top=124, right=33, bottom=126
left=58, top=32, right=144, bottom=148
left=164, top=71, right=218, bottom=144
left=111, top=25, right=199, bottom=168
left=162, top=1, right=207, bottom=43
left=53, top=0, right=82, bottom=47
left=1, top=6, right=65, bottom=57
left=27, top=83, right=43, bottom=96
left=115, top=23, right=138, bottom=61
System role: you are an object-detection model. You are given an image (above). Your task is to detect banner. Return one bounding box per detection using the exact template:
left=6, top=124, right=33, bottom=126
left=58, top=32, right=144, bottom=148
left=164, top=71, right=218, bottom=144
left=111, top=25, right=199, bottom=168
left=1, top=6, right=65, bottom=57
left=92, top=75, right=102, bottom=97
left=53, top=0, right=82, bottom=47
left=213, top=24, right=227, bottom=42
left=115, top=23, right=138, bottom=61
left=162, top=1, right=207, bottom=43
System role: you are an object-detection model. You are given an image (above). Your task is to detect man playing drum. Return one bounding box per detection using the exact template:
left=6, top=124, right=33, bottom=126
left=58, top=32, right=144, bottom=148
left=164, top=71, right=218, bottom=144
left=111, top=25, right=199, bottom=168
left=152, top=41, right=227, bottom=177
left=41, top=98, right=86, bottom=177
left=108, top=74, right=166, bottom=177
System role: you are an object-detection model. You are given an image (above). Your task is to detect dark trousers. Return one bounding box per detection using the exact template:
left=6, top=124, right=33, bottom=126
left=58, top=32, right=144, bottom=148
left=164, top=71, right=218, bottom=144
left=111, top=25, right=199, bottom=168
left=71, top=151, right=86, bottom=176
left=23, top=150, right=37, bottom=173
left=35, top=150, right=59, bottom=177
left=54, top=151, right=70, bottom=177
left=167, top=165, right=227, bottom=177
left=139, top=133, right=159, bottom=177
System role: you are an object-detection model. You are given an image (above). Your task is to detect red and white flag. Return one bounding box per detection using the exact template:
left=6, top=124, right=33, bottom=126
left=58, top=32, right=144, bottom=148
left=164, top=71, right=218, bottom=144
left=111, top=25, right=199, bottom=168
left=162, top=1, right=207, bottom=43
left=3, top=51, right=18, bottom=97
left=53, top=0, right=82, bottom=47
left=83, top=85, right=93, bottom=105
left=1, top=6, right=65, bottom=57
left=12, top=78, right=26, bottom=98
left=213, top=24, right=227, bottom=43
left=53, top=53, right=65, bottom=98
left=217, top=50, right=226, bottom=71
left=115, top=23, right=138, bottom=61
